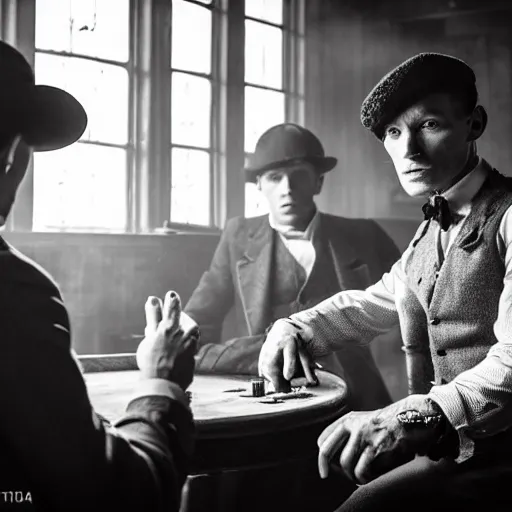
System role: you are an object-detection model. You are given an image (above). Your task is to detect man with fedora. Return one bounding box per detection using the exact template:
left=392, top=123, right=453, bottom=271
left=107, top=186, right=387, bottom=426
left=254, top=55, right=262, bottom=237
left=259, top=52, right=512, bottom=510
left=186, top=122, right=399, bottom=412
left=0, top=41, right=197, bottom=511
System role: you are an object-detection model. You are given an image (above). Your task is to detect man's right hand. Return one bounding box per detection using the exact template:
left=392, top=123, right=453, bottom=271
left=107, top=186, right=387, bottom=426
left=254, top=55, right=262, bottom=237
left=258, top=319, right=317, bottom=392
left=136, top=291, right=198, bottom=390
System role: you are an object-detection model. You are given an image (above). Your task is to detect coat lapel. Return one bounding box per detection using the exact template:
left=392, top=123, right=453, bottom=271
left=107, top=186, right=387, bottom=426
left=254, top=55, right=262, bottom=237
left=319, top=214, right=372, bottom=290
left=235, top=218, right=274, bottom=335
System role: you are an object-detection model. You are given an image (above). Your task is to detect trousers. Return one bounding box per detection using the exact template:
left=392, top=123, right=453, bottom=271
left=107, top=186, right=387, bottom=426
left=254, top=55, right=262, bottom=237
left=335, top=453, right=512, bottom=511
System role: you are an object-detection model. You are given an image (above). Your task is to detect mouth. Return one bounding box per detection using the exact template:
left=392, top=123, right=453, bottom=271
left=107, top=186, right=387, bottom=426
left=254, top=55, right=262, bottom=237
left=280, top=202, right=297, bottom=209
left=404, top=167, right=430, bottom=175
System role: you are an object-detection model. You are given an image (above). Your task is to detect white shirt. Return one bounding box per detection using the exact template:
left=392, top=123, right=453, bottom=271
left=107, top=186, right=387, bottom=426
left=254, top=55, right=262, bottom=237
left=436, top=157, right=487, bottom=257
left=269, top=210, right=320, bottom=279
left=287, top=159, right=512, bottom=462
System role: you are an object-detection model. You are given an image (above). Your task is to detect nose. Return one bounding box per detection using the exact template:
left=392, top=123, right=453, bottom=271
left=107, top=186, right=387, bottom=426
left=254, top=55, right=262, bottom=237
left=399, top=130, right=422, bottom=160
left=278, top=174, right=292, bottom=194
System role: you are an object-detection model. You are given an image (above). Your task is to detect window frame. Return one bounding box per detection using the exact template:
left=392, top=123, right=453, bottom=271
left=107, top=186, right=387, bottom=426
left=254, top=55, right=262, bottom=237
left=3, top=0, right=305, bottom=234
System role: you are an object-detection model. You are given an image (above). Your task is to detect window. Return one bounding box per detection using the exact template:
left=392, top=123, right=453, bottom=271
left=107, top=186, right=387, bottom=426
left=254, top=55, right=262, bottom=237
left=170, top=0, right=215, bottom=226
left=7, top=0, right=304, bottom=232
left=33, top=0, right=131, bottom=232
left=244, top=0, right=306, bottom=218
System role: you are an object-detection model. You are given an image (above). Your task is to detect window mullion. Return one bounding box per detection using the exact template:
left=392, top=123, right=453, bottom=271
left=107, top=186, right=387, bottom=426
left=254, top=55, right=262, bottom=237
left=147, top=0, right=172, bottom=231
left=217, top=0, right=245, bottom=226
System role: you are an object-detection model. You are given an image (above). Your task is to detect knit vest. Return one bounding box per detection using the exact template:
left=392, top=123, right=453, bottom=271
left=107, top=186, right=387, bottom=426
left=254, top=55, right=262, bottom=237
left=270, top=234, right=340, bottom=322
left=404, top=170, right=512, bottom=393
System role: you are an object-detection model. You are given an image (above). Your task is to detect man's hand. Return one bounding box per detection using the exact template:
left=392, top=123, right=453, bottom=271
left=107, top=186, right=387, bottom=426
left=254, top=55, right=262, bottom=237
left=317, top=395, right=447, bottom=484
left=137, top=290, right=198, bottom=390
left=258, top=319, right=317, bottom=392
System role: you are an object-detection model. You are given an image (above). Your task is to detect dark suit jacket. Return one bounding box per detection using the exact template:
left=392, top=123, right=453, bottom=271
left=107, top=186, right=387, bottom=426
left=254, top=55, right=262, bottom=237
left=185, top=213, right=401, bottom=411
left=0, top=238, right=194, bottom=512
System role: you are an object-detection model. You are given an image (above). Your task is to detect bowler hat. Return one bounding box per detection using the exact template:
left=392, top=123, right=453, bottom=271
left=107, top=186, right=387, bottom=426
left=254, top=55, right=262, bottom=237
left=361, top=52, right=477, bottom=140
left=0, top=41, right=87, bottom=151
left=244, top=123, right=337, bottom=183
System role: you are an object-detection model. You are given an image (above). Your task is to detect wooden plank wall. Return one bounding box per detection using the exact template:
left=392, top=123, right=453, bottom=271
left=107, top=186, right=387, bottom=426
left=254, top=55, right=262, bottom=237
left=3, top=232, right=220, bottom=355
left=305, top=0, right=512, bottom=221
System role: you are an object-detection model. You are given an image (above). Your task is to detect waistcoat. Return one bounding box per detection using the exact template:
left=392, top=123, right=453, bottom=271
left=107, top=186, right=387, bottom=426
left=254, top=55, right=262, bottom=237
left=403, top=170, right=512, bottom=393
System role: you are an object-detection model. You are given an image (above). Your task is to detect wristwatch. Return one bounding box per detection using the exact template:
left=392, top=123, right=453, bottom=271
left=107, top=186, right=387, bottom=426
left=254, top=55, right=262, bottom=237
left=396, top=398, right=445, bottom=430
left=396, top=398, right=457, bottom=459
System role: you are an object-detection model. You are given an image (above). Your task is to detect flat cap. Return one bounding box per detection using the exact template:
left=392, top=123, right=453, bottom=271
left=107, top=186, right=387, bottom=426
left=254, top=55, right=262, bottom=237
left=360, top=52, right=477, bottom=139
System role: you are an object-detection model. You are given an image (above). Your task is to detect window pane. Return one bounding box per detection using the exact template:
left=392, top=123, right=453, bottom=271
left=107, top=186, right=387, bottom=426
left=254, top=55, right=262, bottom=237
left=245, top=0, right=283, bottom=24
left=172, top=73, right=211, bottom=148
left=245, top=86, right=285, bottom=152
left=245, top=20, right=283, bottom=89
left=33, top=144, right=127, bottom=231
left=35, top=53, right=129, bottom=145
left=172, top=0, right=212, bottom=74
left=245, top=182, right=269, bottom=218
left=171, top=148, right=210, bottom=225
left=35, top=0, right=129, bottom=62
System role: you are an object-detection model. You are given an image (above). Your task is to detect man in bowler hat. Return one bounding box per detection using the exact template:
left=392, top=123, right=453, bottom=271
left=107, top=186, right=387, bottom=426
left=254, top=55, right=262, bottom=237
left=186, top=122, right=400, bottom=412
left=184, top=122, right=400, bottom=512
left=0, top=41, right=197, bottom=511
left=260, top=52, right=512, bottom=510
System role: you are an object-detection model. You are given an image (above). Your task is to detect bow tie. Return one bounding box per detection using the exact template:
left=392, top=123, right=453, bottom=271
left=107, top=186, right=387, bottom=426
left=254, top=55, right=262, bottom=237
left=422, top=195, right=453, bottom=231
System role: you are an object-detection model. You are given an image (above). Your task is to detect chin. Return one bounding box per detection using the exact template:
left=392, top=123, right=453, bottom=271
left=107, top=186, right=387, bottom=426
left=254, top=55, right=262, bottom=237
left=399, top=180, right=435, bottom=199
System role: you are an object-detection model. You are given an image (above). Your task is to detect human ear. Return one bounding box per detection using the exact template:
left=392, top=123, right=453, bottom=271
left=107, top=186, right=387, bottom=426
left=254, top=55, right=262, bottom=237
left=315, top=175, right=325, bottom=195
left=467, top=105, right=487, bottom=142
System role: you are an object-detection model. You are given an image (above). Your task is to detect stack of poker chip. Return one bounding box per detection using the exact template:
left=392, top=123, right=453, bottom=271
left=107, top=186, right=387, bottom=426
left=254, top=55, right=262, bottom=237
left=251, top=378, right=265, bottom=397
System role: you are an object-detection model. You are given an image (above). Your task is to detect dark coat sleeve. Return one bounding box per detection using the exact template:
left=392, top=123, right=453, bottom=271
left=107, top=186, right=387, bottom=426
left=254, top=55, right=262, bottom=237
left=0, top=274, right=194, bottom=512
left=184, top=218, right=239, bottom=348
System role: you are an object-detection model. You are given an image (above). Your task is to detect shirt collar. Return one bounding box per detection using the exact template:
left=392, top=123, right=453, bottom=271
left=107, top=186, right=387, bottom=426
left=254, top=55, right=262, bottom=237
left=440, top=157, right=488, bottom=214
left=269, top=209, right=320, bottom=240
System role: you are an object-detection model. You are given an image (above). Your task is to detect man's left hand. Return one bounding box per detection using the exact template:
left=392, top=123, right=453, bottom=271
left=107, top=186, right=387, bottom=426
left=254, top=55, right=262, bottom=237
left=317, top=394, right=446, bottom=484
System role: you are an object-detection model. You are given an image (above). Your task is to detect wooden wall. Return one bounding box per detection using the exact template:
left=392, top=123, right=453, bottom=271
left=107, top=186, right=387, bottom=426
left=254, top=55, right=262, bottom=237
left=3, top=232, right=220, bottom=355
left=305, top=0, right=512, bottom=220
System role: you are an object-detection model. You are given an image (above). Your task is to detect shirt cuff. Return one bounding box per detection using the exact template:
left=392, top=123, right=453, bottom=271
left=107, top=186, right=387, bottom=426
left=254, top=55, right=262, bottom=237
left=130, top=378, right=190, bottom=411
left=428, top=384, right=474, bottom=463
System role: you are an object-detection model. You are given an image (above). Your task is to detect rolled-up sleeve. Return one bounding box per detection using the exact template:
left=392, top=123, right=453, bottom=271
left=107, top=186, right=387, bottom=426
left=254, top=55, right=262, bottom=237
left=429, top=205, right=512, bottom=462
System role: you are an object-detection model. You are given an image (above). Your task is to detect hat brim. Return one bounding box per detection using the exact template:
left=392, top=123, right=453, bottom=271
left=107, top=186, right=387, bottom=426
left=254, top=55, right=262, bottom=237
left=4, top=85, right=87, bottom=152
left=244, top=156, right=337, bottom=183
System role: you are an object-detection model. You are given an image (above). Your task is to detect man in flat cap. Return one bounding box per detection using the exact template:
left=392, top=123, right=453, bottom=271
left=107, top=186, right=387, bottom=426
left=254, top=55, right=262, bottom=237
left=0, top=41, right=197, bottom=511
left=259, top=52, right=512, bottom=510
left=186, top=122, right=399, bottom=412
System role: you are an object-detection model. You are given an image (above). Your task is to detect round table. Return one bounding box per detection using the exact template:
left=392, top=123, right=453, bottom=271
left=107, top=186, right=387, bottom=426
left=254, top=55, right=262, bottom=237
left=82, top=355, right=351, bottom=512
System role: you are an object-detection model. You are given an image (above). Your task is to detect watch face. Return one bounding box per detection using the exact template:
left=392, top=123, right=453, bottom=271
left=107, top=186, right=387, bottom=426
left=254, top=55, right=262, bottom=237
left=397, top=409, right=443, bottom=429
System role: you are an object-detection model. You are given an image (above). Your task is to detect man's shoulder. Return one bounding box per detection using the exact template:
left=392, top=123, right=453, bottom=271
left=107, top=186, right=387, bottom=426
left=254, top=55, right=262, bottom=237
left=320, top=212, right=376, bottom=234
left=224, top=215, right=268, bottom=237
left=0, top=238, right=60, bottom=293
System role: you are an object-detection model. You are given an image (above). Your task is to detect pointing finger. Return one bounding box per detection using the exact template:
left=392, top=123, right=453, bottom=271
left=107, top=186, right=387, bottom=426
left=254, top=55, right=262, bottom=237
left=282, top=339, right=298, bottom=381
left=162, top=290, right=181, bottom=333
left=145, top=296, right=162, bottom=335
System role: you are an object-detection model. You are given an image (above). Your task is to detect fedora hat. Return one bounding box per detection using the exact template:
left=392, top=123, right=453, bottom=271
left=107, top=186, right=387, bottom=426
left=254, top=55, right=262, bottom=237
left=244, top=123, right=337, bottom=183
left=0, top=41, right=87, bottom=152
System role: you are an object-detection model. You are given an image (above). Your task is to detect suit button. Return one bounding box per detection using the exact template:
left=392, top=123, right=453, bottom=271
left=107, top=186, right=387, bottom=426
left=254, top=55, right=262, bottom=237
left=430, top=317, right=441, bottom=325
left=437, top=349, right=447, bottom=356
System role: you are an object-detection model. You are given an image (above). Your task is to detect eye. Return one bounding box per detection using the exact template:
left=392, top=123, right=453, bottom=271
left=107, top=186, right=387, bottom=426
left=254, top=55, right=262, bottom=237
left=384, top=126, right=400, bottom=139
left=421, top=119, right=440, bottom=130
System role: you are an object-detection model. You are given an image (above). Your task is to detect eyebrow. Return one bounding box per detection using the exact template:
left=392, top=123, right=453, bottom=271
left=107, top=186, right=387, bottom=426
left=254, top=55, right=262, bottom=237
left=386, top=107, right=448, bottom=129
